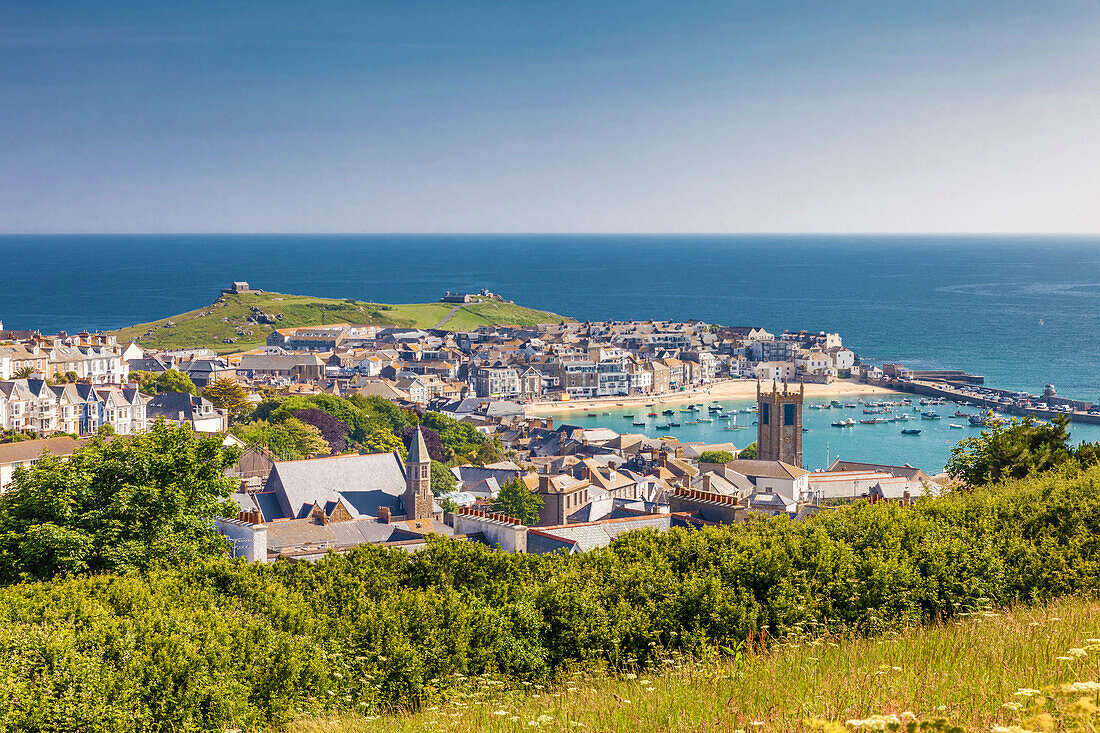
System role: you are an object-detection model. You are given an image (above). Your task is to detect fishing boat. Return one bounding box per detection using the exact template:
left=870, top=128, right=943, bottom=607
left=698, top=417, right=714, bottom=423
left=684, top=420, right=698, bottom=425
left=587, top=413, right=597, bottom=417
left=647, top=412, right=658, bottom=417
left=859, top=419, right=877, bottom=424
left=632, top=421, right=646, bottom=426
left=949, top=423, right=964, bottom=429
left=668, top=421, right=681, bottom=427
left=802, top=427, right=811, bottom=432
left=921, top=411, right=941, bottom=420
left=901, top=428, right=922, bottom=435
left=656, top=424, right=671, bottom=430
left=708, top=406, right=722, bottom=412
left=623, top=414, right=634, bottom=419
left=662, top=409, right=675, bottom=416
left=832, top=419, right=854, bottom=427
left=844, top=403, right=857, bottom=408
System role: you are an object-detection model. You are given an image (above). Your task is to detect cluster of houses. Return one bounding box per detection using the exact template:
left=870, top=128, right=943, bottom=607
left=2, top=305, right=938, bottom=562
left=247, top=320, right=859, bottom=404
left=211, top=402, right=937, bottom=562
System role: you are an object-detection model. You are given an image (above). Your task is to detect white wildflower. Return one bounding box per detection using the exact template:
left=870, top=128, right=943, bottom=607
left=1014, top=688, right=1041, bottom=697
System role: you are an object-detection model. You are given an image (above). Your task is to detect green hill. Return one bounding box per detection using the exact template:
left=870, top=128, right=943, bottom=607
left=110, top=291, right=569, bottom=353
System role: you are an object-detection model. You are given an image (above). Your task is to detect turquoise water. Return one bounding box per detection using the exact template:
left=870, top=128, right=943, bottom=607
left=0, top=234, right=1096, bottom=470
left=540, top=393, right=1100, bottom=474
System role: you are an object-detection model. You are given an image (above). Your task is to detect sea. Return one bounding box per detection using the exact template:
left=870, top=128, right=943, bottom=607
left=1, top=234, right=1098, bottom=472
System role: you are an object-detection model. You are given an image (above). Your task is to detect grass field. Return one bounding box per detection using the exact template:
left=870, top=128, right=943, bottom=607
left=288, top=595, right=1100, bottom=733
left=110, top=292, right=567, bottom=353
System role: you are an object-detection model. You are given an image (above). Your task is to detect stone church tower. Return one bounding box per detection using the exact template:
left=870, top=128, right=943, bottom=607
left=756, top=379, right=804, bottom=468
left=403, top=426, right=435, bottom=520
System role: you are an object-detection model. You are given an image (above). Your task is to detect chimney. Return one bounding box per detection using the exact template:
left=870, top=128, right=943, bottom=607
left=539, top=472, right=551, bottom=494
left=659, top=451, right=667, bottom=468
left=378, top=506, right=391, bottom=523
left=702, top=474, right=712, bottom=492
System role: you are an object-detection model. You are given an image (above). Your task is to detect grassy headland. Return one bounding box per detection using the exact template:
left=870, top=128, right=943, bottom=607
left=291, top=594, right=1100, bottom=733
left=110, top=291, right=568, bottom=353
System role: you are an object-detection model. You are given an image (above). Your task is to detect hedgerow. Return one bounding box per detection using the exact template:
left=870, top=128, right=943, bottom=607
left=0, top=465, right=1099, bottom=732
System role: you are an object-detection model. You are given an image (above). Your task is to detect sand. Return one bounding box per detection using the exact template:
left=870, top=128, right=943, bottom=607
left=526, top=378, right=900, bottom=415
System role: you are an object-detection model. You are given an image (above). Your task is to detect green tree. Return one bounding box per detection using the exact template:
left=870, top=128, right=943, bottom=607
left=12, top=366, right=33, bottom=379
left=156, top=369, right=198, bottom=395
left=232, top=417, right=329, bottom=461
left=490, top=477, right=543, bottom=525
left=698, top=450, right=735, bottom=465
left=947, top=415, right=1076, bottom=488
left=360, top=426, right=407, bottom=458
left=430, top=460, right=457, bottom=496
left=129, top=370, right=159, bottom=394
left=738, top=442, right=757, bottom=459
left=0, top=421, right=240, bottom=583
left=64, top=370, right=79, bottom=383
left=204, top=377, right=251, bottom=422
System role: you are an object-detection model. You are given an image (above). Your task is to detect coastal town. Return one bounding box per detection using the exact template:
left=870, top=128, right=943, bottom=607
left=1, top=286, right=1096, bottom=563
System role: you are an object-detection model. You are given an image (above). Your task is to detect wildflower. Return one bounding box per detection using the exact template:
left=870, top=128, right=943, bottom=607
left=1003, top=702, right=1024, bottom=712
left=891, top=666, right=902, bottom=672
left=1014, top=688, right=1041, bottom=697
left=1067, top=648, right=1088, bottom=658
left=623, top=673, right=638, bottom=680
left=492, top=710, right=508, bottom=716
left=1056, top=656, right=1074, bottom=662
left=1087, top=638, right=1100, bottom=644
left=1063, top=681, right=1100, bottom=693
left=750, top=722, right=764, bottom=727
left=899, top=712, right=917, bottom=723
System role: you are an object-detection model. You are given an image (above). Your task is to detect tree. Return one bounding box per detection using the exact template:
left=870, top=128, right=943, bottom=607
left=490, top=477, right=543, bottom=525
left=0, top=421, right=240, bottom=583
left=204, top=377, right=251, bottom=421
left=360, top=427, right=406, bottom=458
left=231, top=417, right=329, bottom=461
left=947, top=415, right=1077, bottom=488
left=64, top=370, right=78, bottom=383
left=12, top=366, right=33, bottom=379
left=430, top=460, right=457, bottom=496
left=439, top=496, right=459, bottom=514
left=129, top=370, right=159, bottom=395
left=402, top=425, right=447, bottom=462
left=293, top=408, right=350, bottom=454
left=699, top=450, right=735, bottom=465
left=739, top=442, right=757, bottom=460
left=155, top=369, right=198, bottom=395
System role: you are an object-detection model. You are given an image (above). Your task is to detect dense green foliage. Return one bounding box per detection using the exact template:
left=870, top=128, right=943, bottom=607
left=947, top=415, right=1100, bottom=487
left=738, top=442, right=757, bottom=459
left=1, top=464, right=1100, bottom=730
left=489, top=477, right=544, bottom=525
left=0, top=422, right=239, bottom=583
left=235, top=394, right=491, bottom=466
left=130, top=368, right=198, bottom=395
left=232, top=416, right=329, bottom=460
left=698, top=450, right=735, bottom=464
left=202, top=377, right=251, bottom=421
left=430, top=460, right=458, bottom=496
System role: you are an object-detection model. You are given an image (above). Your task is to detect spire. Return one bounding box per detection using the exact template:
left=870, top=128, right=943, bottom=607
left=409, top=425, right=430, bottom=465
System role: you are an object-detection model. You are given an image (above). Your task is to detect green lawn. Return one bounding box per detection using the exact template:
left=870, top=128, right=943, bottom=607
left=110, top=292, right=567, bottom=354
left=288, top=595, right=1100, bottom=733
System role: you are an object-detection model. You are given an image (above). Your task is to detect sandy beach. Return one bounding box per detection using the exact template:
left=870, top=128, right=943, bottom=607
left=526, top=378, right=900, bottom=415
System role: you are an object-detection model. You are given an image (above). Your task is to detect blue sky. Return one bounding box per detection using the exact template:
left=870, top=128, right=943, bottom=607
left=2, top=1, right=1098, bottom=233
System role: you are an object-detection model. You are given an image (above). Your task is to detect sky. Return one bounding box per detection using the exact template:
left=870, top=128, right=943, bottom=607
left=1, top=1, right=1099, bottom=234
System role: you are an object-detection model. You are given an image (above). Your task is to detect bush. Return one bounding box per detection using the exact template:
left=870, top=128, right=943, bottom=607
left=3, top=465, right=1100, bottom=730
left=699, top=450, right=735, bottom=464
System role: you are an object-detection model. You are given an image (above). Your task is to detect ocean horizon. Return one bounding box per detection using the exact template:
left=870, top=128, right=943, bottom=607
left=2, top=233, right=1098, bottom=405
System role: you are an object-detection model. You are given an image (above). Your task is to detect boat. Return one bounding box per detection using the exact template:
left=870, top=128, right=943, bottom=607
left=656, top=424, right=671, bottom=430
left=954, top=411, right=971, bottom=418
left=832, top=419, right=854, bottom=427
left=698, top=417, right=714, bottom=423
left=901, top=428, right=922, bottom=435
left=587, top=413, right=597, bottom=417
left=662, top=409, right=675, bottom=416
left=632, top=421, right=646, bottom=426
left=921, top=411, right=941, bottom=420
left=844, top=403, right=857, bottom=408
left=859, top=419, right=877, bottom=424
left=684, top=420, right=698, bottom=425
left=949, top=423, right=964, bottom=429
left=602, top=412, right=610, bottom=416
left=724, top=425, right=748, bottom=431
left=623, top=414, right=634, bottom=419
left=708, top=406, right=722, bottom=412
left=668, top=421, right=681, bottom=427
left=647, top=412, right=658, bottom=417
left=802, top=428, right=811, bottom=432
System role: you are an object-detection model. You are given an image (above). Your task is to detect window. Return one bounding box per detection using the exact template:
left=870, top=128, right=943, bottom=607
left=761, top=402, right=769, bottom=425
left=784, top=403, right=796, bottom=426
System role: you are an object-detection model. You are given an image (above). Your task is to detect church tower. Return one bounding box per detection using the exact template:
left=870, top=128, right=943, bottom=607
left=403, top=426, right=435, bottom=520
left=756, top=379, right=804, bottom=468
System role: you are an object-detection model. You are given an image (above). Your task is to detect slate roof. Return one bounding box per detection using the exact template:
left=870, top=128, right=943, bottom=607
left=450, top=464, right=522, bottom=489
left=528, top=514, right=672, bottom=554
left=726, top=459, right=810, bottom=480
left=265, top=451, right=408, bottom=520
left=147, top=392, right=214, bottom=420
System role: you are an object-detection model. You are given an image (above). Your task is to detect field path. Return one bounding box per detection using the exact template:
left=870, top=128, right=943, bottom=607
left=433, top=304, right=462, bottom=328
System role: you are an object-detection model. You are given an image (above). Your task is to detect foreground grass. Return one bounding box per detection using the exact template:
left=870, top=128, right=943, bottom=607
left=289, top=595, right=1100, bottom=733
left=110, top=291, right=567, bottom=352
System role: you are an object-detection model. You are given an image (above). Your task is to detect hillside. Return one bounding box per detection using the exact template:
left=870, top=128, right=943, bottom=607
left=293, top=595, right=1100, bottom=733
left=110, top=291, right=568, bottom=353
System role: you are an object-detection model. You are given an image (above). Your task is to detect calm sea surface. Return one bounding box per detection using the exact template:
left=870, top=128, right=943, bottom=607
left=1, top=234, right=1097, bottom=471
